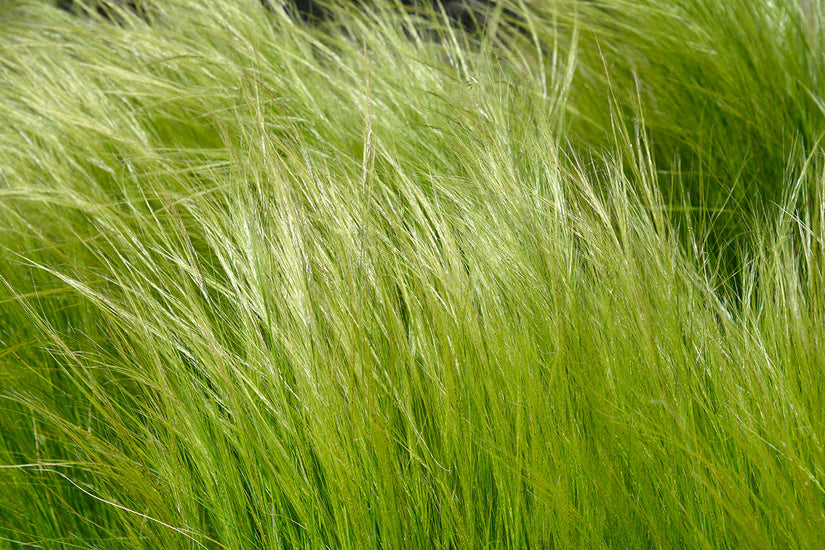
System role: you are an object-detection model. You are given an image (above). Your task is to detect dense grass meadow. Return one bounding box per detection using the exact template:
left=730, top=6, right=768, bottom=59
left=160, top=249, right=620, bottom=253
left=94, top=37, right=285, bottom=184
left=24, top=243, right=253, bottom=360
left=2, top=0, right=825, bottom=547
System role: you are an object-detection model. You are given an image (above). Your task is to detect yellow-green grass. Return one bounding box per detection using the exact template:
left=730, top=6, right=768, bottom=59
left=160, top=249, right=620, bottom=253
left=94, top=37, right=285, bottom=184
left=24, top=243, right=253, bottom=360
left=1, top=1, right=824, bottom=548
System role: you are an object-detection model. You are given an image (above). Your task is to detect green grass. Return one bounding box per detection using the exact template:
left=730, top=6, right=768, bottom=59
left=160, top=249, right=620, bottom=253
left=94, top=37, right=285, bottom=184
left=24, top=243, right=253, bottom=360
left=1, top=0, right=824, bottom=548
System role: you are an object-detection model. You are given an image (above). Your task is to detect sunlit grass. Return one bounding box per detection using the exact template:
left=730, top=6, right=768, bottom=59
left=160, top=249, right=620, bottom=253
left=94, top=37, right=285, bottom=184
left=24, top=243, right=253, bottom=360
left=1, top=1, right=824, bottom=548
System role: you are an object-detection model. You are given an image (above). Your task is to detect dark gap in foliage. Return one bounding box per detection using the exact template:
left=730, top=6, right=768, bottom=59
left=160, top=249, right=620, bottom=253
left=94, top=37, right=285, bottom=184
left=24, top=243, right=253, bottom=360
left=56, top=0, right=499, bottom=33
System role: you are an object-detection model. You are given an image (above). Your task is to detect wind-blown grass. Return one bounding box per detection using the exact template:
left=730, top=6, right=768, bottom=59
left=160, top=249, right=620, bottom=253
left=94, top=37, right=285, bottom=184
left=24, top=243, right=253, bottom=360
left=1, top=1, right=824, bottom=548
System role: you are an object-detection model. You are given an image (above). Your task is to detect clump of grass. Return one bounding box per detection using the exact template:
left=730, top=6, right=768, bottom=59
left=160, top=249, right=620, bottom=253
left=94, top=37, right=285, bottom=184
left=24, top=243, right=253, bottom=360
left=1, top=1, right=824, bottom=548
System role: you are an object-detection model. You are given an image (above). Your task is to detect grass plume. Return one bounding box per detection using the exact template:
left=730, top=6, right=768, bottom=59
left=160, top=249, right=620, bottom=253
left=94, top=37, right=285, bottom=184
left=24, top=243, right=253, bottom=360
left=1, top=1, right=824, bottom=548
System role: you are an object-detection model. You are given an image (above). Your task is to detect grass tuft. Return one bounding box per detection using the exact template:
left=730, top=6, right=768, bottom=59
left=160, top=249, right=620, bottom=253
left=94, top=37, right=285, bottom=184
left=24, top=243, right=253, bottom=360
left=2, top=1, right=824, bottom=548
